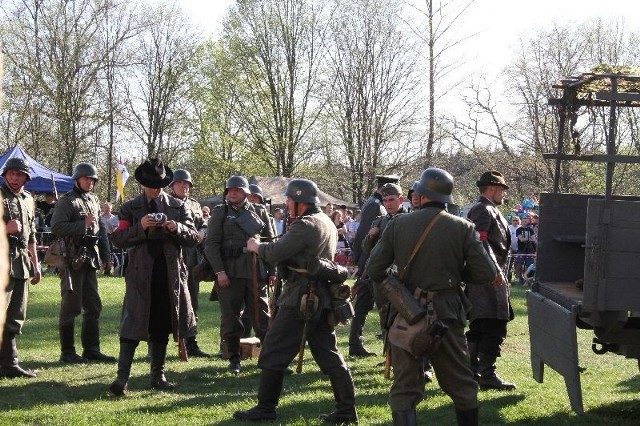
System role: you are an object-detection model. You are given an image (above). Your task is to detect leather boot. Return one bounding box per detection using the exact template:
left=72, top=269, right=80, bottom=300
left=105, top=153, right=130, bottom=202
left=0, top=332, right=36, bottom=379
left=233, top=368, right=283, bottom=421
left=150, top=342, right=175, bottom=390
left=477, top=353, right=516, bottom=390
left=455, top=407, right=479, bottom=426
left=109, top=339, right=138, bottom=395
left=391, top=410, right=417, bottom=426
left=185, top=335, right=211, bottom=358
left=59, top=324, right=87, bottom=363
left=81, top=319, right=115, bottom=362
left=319, top=369, right=358, bottom=424
left=467, top=342, right=479, bottom=380
left=226, top=337, right=241, bottom=375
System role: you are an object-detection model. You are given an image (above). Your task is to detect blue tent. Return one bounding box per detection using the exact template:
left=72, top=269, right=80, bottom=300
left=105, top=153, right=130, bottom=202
left=0, top=145, right=74, bottom=194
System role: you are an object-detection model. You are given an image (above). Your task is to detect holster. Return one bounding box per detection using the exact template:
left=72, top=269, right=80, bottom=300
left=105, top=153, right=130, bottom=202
left=379, top=275, right=427, bottom=325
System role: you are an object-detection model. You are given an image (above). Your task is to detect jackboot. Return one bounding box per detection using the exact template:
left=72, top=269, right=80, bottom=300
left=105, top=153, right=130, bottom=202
left=477, top=352, right=516, bottom=390
left=81, top=319, right=115, bottom=362
left=185, top=335, right=211, bottom=358
left=455, top=407, right=479, bottom=426
left=59, top=324, right=87, bottom=363
left=467, top=342, right=479, bottom=380
left=226, top=337, right=241, bottom=375
left=150, top=342, right=175, bottom=390
left=0, top=332, right=36, bottom=379
left=109, top=339, right=138, bottom=395
left=233, top=368, right=283, bottom=421
left=391, top=410, right=417, bottom=426
left=319, top=369, right=358, bottom=424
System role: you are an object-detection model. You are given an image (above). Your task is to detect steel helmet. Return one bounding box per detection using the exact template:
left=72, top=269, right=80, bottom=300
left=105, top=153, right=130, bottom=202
left=72, top=163, right=98, bottom=180
left=170, top=169, right=193, bottom=187
left=248, top=183, right=264, bottom=200
left=285, top=179, right=320, bottom=204
left=414, top=168, right=454, bottom=204
left=224, top=175, right=250, bottom=195
left=1, top=157, right=31, bottom=180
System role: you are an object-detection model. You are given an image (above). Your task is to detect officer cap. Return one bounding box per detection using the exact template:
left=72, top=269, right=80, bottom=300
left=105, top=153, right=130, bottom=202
left=380, top=183, right=403, bottom=197
left=285, top=178, right=320, bottom=204
left=376, top=174, right=400, bottom=187
left=170, top=169, right=193, bottom=187
left=72, top=163, right=98, bottom=180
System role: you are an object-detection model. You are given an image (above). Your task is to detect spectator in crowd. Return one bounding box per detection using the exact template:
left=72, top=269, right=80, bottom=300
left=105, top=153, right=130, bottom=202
left=324, top=203, right=334, bottom=216
left=273, top=208, right=284, bottom=236
left=331, top=210, right=349, bottom=249
left=347, top=209, right=360, bottom=246
left=100, top=202, right=119, bottom=234
left=515, top=216, right=536, bottom=285
left=0, top=158, right=41, bottom=378
left=109, top=158, right=198, bottom=395
left=506, top=216, right=521, bottom=282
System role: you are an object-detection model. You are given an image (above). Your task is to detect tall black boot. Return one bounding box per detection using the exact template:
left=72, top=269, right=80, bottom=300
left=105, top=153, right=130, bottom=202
left=319, top=369, right=358, bottom=424
left=233, top=368, right=283, bottom=421
left=477, top=352, right=516, bottom=390
left=467, top=342, right=479, bottom=379
left=82, top=319, right=115, bottom=362
left=348, top=315, right=374, bottom=357
left=0, top=332, right=36, bottom=378
left=109, top=339, right=138, bottom=395
left=185, top=335, right=211, bottom=358
left=150, top=342, right=175, bottom=390
left=226, top=337, right=241, bottom=374
left=455, top=407, right=479, bottom=426
left=59, top=324, right=87, bottom=363
left=392, top=410, right=417, bottom=426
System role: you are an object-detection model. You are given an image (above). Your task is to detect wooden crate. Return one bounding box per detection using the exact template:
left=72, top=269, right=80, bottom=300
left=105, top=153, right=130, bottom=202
left=221, top=337, right=261, bottom=360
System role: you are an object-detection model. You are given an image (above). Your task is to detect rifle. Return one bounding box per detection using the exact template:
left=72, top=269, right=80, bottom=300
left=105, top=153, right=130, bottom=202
left=296, top=284, right=319, bottom=374
left=382, top=303, right=397, bottom=380
left=252, top=252, right=260, bottom=330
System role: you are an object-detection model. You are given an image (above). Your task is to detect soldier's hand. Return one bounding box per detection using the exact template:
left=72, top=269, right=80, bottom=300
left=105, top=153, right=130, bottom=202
left=84, top=213, right=96, bottom=228
left=6, top=219, right=22, bottom=234
left=246, top=237, right=260, bottom=253
left=493, top=272, right=505, bottom=287
left=368, top=227, right=380, bottom=238
left=217, top=271, right=230, bottom=288
left=163, top=220, right=178, bottom=232
left=31, top=269, right=41, bottom=285
left=268, top=275, right=277, bottom=287
left=103, top=261, right=113, bottom=273
left=141, top=214, right=156, bottom=230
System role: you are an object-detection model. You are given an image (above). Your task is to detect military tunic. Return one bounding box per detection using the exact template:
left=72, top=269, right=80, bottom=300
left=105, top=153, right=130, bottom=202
left=50, top=186, right=111, bottom=354
left=1, top=183, right=37, bottom=335
left=204, top=200, right=274, bottom=359
left=181, top=197, right=203, bottom=314
left=367, top=203, right=497, bottom=412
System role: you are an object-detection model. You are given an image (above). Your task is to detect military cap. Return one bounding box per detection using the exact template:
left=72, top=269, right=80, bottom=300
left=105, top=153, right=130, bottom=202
left=476, top=170, right=509, bottom=189
left=376, top=174, right=400, bottom=187
left=380, top=183, right=402, bottom=197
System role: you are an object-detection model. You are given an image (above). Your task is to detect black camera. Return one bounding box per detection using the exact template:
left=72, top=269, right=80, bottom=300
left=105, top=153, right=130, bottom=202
left=148, top=212, right=167, bottom=223
left=80, top=234, right=99, bottom=247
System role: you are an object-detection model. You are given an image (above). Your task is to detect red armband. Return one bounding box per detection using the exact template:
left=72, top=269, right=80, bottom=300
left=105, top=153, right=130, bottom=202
left=477, top=230, right=488, bottom=241
left=116, top=219, right=132, bottom=231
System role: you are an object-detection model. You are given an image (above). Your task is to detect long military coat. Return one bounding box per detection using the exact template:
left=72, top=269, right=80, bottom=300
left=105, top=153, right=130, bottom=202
left=466, top=196, right=512, bottom=321
left=111, top=192, right=198, bottom=341
left=367, top=204, right=497, bottom=326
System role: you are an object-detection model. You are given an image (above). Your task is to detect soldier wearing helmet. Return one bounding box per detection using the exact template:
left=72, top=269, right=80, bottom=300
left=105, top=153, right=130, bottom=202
left=367, top=167, right=498, bottom=425
left=0, top=157, right=41, bottom=378
left=50, top=162, right=114, bottom=364
left=168, top=169, right=210, bottom=358
left=204, top=175, right=275, bottom=375
left=465, top=170, right=516, bottom=392
left=234, top=178, right=358, bottom=424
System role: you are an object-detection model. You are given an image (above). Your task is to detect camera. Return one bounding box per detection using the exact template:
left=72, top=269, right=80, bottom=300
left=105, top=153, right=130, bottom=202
left=148, top=212, right=167, bottom=223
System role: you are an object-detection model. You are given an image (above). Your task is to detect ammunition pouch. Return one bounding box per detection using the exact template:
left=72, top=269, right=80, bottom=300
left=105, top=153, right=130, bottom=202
left=379, top=275, right=427, bottom=325
left=8, top=235, right=27, bottom=250
left=326, top=282, right=354, bottom=327
left=306, top=257, right=349, bottom=284
left=44, top=239, right=66, bottom=269
left=234, top=210, right=265, bottom=237
left=222, top=240, right=245, bottom=258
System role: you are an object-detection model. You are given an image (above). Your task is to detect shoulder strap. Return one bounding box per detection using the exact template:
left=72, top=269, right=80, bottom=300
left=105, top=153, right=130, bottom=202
left=399, top=210, right=445, bottom=280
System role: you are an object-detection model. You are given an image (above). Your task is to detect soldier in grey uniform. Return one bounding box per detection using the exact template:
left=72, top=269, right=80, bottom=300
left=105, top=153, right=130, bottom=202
left=168, top=169, right=210, bottom=358
left=51, top=163, right=114, bottom=364
left=0, top=158, right=41, bottom=378
left=204, top=176, right=275, bottom=374
left=367, top=168, right=498, bottom=426
left=233, top=178, right=358, bottom=424
left=109, top=158, right=198, bottom=395
left=466, top=171, right=516, bottom=391
left=349, top=182, right=407, bottom=357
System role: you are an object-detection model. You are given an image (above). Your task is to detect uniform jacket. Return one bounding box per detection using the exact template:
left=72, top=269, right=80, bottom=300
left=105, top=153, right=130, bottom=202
left=352, top=192, right=386, bottom=269
left=367, top=204, right=497, bottom=327
left=257, top=206, right=337, bottom=309
left=50, top=186, right=111, bottom=269
left=1, top=183, right=37, bottom=279
left=204, top=200, right=275, bottom=280
left=466, top=195, right=512, bottom=321
left=181, top=196, right=202, bottom=268
left=361, top=206, right=408, bottom=256
left=110, top=192, right=198, bottom=341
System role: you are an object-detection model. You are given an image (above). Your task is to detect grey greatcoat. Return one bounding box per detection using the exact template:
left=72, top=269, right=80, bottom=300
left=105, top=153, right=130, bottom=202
left=466, top=196, right=512, bottom=321
left=111, top=192, right=198, bottom=341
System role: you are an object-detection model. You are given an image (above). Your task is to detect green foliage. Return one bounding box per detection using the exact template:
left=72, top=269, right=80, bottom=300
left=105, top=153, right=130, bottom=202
left=1, top=276, right=640, bottom=424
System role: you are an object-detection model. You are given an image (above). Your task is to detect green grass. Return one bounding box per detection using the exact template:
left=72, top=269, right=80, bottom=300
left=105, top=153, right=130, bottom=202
left=1, top=276, right=640, bottom=425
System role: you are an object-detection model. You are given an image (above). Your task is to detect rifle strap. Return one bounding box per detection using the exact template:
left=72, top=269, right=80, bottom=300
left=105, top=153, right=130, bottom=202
left=399, top=210, right=445, bottom=280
